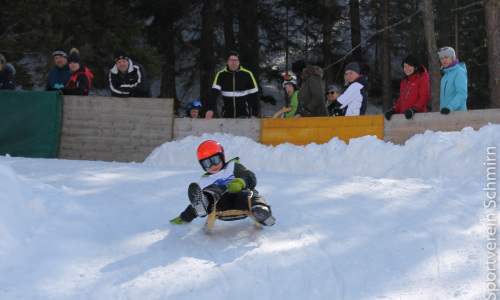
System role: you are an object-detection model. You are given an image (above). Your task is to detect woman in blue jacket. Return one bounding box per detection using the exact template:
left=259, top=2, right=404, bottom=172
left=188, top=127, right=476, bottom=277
left=438, top=47, right=467, bottom=114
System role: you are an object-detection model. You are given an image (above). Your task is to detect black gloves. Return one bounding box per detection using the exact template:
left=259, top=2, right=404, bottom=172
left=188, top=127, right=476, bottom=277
left=440, top=107, right=450, bottom=115
left=404, top=108, right=418, bottom=120
left=384, top=108, right=396, bottom=121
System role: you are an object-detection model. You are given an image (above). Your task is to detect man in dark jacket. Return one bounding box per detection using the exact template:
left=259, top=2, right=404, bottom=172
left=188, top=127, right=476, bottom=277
left=205, top=51, right=259, bottom=119
left=109, top=50, right=151, bottom=98
left=46, top=47, right=71, bottom=91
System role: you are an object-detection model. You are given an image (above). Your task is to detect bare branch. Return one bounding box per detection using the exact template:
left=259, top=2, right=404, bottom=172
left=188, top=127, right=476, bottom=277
left=451, top=1, right=483, bottom=12
left=324, top=9, right=422, bottom=70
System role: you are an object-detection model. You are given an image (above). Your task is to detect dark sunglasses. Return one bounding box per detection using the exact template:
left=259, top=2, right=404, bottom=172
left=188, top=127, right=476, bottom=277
left=200, top=154, right=223, bottom=169
left=326, top=91, right=337, bottom=95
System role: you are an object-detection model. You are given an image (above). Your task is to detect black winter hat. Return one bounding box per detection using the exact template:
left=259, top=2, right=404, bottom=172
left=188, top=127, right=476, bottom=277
left=114, top=50, right=129, bottom=62
left=291, top=59, right=306, bottom=74
left=68, top=53, right=80, bottom=64
left=67, top=48, right=80, bottom=64
left=345, top=62, right=360, bottom=74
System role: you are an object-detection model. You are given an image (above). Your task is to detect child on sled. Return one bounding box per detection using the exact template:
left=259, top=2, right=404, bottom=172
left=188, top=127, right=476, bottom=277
left=170, top=140, right=276, bottom=226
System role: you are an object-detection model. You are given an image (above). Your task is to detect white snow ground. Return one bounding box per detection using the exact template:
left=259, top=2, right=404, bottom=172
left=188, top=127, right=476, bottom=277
left=1, top=125, right=499, bottom=299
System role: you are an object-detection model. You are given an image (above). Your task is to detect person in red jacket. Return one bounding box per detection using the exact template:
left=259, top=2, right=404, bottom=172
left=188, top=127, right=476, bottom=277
left=63, top=48, right=93, bottom=96
left=384, top=55, right=430, bottom=120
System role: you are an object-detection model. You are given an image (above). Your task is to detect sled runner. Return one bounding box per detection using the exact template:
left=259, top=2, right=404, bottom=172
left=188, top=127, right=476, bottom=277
left=205, top=190, right=261, bottom=233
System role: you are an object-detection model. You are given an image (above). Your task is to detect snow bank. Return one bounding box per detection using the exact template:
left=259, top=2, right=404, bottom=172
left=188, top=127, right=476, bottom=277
left=0, top=162, right=35, bottom=257
left=145, top=124, right=500, bottom=180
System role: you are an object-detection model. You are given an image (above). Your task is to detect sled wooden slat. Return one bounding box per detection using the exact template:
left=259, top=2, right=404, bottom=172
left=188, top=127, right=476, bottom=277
left=205, top=191, right=261, bottom=232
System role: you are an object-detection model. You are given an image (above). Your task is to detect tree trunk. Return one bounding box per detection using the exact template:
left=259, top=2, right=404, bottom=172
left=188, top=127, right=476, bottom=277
left=222, top=0, right=237, bottom=54
left=484, top=0, right=500, bottom=108
left=160, top=18, right=179, bottom=112
left=349, top=0, right=363, bottom=62
left=381, top=0, right=392, bottom=111
left=199, top=0, right=217, bottom=116
left=322, top=0, right=333, bottom=87
left=422, top=0, right=440, bottom=112
left=238, top=0, right=260, bottom=115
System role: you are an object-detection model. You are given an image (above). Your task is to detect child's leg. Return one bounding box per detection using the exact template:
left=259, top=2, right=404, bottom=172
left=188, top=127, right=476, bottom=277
left=250, top=190, right=275, bottom=226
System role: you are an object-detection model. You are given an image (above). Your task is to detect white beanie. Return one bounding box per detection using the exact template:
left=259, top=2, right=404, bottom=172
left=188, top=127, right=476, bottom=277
left=438, top=47, right=456, bottom=60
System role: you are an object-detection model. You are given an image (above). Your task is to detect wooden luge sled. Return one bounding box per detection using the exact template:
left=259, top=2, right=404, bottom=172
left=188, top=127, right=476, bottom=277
left=204, top=190, right=261, bottom=233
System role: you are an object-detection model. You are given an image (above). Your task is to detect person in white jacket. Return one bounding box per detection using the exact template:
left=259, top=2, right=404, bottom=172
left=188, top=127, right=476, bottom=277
left=336, top=62, right=370, bottom=116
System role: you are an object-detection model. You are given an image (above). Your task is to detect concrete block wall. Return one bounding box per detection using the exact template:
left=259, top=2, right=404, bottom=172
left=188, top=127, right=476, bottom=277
left=57, top=96, right=174, bottom=162
left=56, top=95, right=500, bottom=162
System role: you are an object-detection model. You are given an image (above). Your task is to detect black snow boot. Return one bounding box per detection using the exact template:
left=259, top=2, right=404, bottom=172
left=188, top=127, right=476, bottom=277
left=188, top=183, right=209, bottom=217
left=251, top=205, right=276, bottom=226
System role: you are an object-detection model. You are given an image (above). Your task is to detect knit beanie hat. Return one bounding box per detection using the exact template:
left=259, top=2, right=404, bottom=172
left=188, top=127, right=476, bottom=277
left=291, top=59, right=306, bottom=74
left=345, top=62, right=360, bottom=74
left=52, top=47, right=67, bottom=58
left=227, top=51, right=239, bottom=60
left=114, top=50, right=129, bottom=62
left=67, top=48, right=80, bottom=64
left=438, top=47, right=456, bottom=60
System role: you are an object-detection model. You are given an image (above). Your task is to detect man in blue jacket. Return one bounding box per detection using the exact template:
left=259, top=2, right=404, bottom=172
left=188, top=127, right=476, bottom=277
left=438, top=47, right=467, bottom=114
left=46, top=47, right=71, bottom=91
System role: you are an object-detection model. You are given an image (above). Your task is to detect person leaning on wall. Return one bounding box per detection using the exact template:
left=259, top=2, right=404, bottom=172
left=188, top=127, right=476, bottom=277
left=438, top=46, right=467, bottom=115
left=46, top=47, right=71, bottom=91
left=384, top=55, right=430, bottom=121
left=62, top=48, right=94, bottom=96
left=109, top=50, right=152, bottom=98
left=205, top=51, right=259, bottom=119
left=0, top=53, right=16, bottom=90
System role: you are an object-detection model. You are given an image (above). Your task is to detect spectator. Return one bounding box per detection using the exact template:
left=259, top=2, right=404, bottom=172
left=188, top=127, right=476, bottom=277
left=283, top=74, right=298, bottom=118
left=184, top=101, right=202, bottom=118
left=438, top=46, right=467, bottom=114
left=384, top=55, right=430, bottom=121
left=109, top=50, right=151, bottom=98
left=46, top=47, right=71, bottom=91
left=0, top=53, right=16, bottom=90
left=335, top=62, right=370, bottom=116
left=292, top=59, right=328, bottom=119
left=205, top=51, right=259, bottom=119
left=62, top=48, right=93, bottom=96
left=325, top=84, right=344, bottom=116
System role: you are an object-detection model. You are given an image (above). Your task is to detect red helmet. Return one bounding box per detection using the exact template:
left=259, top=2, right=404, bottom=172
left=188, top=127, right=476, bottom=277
left=197, top=140, right=225, bottom=162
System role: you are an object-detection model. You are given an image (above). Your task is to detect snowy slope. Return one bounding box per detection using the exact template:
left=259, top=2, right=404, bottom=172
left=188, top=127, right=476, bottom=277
left=0, top=125, right=499, bottom=299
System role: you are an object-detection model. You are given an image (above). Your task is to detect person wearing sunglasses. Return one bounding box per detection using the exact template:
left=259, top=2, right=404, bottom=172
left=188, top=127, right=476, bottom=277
left=438, top=46, right=467, bottom=114
left=169, top=140, right=275, bottom=227
left=325, top=85, right=344, bottom=116
left=184, top=101, right=202, bottom=118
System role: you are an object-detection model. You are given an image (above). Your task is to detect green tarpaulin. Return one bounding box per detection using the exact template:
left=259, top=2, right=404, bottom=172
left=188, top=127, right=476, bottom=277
left=0, top=90, right=62, bottom=158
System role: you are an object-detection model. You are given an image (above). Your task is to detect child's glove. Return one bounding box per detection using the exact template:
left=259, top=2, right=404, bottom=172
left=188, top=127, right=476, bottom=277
left=54, top=83, right=63, bottom=89
left=169, top=215, right=186, bottom=225
left=227, top=178, right=246, bottom=194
